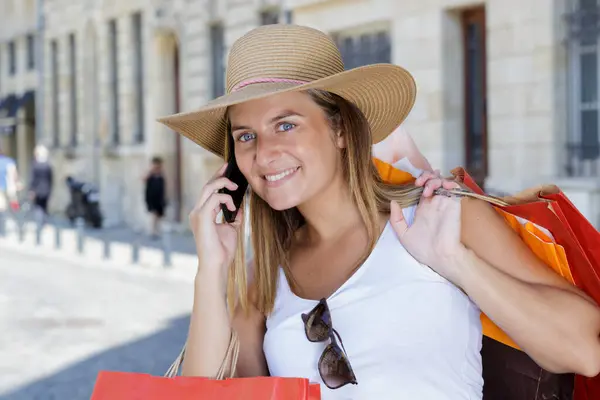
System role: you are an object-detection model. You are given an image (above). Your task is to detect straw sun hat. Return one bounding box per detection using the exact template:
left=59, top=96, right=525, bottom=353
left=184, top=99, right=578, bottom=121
left=157, top=24, right=417, bottom=158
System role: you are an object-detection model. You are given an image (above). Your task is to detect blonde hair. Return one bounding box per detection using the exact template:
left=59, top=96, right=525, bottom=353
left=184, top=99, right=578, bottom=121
left=226, top=90, right=426, bottom=315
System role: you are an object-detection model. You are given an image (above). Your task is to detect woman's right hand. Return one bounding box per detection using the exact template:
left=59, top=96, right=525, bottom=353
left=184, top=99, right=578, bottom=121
left=189, top=163, right=243, bottom=287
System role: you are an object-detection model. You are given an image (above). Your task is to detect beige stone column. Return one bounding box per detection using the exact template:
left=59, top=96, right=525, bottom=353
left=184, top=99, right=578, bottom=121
left=16, top=110, right=33, bottom=189
left=148, top=31, right=180, bottom=220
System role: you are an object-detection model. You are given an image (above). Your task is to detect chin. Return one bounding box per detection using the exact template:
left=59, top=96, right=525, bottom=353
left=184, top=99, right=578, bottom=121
left=263, top=195, right=301, bottom=211
left=249, top=173, right=307, bottom=211
left=251, top=187, right=302, bottom=211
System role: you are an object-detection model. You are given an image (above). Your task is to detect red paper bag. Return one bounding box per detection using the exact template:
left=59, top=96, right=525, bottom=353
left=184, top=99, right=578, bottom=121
left=452, top=167, right=600, bottom=400
left=91, top=371, right=321, bottom=400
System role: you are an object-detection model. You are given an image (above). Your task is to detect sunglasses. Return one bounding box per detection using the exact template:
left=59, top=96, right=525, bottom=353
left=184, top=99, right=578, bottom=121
left=301, top=298, right=357, bottom=389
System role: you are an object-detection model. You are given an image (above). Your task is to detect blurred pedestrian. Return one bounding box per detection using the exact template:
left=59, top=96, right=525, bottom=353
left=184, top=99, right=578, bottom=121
left=143, top=156, right=167, bottom=239
left=0, top=144, right=19, bottom=213
left=28, top=145, right=53, bottom=224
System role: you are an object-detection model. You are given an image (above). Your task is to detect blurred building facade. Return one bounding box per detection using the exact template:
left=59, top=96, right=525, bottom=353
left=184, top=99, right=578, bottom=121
left=0, top=0, right=38, bottom=191
left=1, top=0, right=599, bottom=228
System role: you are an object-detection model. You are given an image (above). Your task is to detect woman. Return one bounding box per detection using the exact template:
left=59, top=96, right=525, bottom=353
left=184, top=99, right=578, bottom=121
left=158, top=25, right=600, bottom=399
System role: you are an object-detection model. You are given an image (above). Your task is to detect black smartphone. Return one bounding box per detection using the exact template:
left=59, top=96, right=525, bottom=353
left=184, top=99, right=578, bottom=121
left=219, top=151, right=248, bottom=223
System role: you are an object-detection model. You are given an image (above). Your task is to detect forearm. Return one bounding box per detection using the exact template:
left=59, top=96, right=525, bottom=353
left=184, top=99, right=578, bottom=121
left=455, top=249, right=600, bottom=376
left=182, top=267, right=232, bottom=377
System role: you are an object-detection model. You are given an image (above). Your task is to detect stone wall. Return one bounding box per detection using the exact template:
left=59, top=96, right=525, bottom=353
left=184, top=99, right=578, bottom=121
left=293, top=0, right=567, bottom=194
left=34, top=0, right=574, bottom=229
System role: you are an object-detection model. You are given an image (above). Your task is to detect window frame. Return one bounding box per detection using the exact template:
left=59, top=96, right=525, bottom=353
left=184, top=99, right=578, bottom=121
left=566, top=0, right=600, bottom=176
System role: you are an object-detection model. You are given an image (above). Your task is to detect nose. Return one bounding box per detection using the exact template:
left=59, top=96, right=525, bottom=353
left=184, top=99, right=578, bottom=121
left=254, top=135, right=281, bottom=167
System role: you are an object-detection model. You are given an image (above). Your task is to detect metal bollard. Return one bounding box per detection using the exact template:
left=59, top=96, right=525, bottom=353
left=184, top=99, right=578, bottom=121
left=75, top=217, right=85, bottom=254
left=131, top=229, right=141, bottom=264
left=17, top=212, right=25, bottom=243
left=103, top=236, right=111, bottom=260
left=162, top=223, right=172, bottom=267
left=0, top=211, right=5, bottom=237
left=34, top=211, right=43, bottom=246
left=54, top=222, right=62, bottom=249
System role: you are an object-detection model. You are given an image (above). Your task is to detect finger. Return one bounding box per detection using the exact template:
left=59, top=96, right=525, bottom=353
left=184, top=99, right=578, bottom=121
left=197, top=177, right=239, bottom=208
left=416, top=169, right=443, bottom=187
left=389, top=201, right=409, bottom=240
left=442, top=179, right=461, bottom=190
left=202, top=193, right=236, bottom=217
left=230, top=204, right=245, bottom=228
left=422, top=178, right=443, bottom=198
left=415, top=171, right=434, bottom=186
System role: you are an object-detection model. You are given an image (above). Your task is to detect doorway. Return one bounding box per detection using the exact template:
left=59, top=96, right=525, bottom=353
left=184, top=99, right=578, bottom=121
left=461, top=7, right=488, bottom=188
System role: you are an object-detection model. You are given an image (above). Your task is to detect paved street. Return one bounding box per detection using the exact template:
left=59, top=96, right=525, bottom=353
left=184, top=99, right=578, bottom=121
left=0, top=248, right=194, bottom=400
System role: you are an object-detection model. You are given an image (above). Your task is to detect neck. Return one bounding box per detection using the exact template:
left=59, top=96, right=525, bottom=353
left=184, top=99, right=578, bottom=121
left=296, top=173, right=363, bottom=244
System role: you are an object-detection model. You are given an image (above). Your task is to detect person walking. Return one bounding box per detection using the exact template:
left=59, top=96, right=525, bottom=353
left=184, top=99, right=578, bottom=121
left=28, top=145, right=53, bottom=224
left=0, top=145, right=18, bottom=213
left=144, top=156, right=167, bottom=239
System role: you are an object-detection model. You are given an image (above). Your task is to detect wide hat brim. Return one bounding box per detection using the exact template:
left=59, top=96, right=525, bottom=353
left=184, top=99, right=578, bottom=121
left=157, top=63, right=416, bottom=159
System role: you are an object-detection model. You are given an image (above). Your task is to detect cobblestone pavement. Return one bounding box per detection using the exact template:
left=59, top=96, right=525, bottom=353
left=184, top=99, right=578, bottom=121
left=0, top=248, right=194, bottom=400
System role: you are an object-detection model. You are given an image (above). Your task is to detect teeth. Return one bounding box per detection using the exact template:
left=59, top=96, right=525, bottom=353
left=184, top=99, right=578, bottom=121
left=265, top=168, right=297, bottom=182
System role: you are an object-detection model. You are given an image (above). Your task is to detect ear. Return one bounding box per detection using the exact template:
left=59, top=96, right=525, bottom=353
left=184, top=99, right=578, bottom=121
left=335, top=129, right=346, bottom=149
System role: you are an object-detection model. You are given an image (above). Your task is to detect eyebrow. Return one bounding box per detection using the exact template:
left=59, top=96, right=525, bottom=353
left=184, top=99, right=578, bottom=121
left=230, top=111, right=304, bottom=133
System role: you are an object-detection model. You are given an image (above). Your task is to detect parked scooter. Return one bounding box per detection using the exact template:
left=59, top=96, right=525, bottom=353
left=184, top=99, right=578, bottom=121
left=65, top=176, right=103, bottom=228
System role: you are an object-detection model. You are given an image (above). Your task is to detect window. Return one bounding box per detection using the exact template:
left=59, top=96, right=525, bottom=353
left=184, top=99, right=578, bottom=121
left=8, top=41, right=16, bottom=75
left=132, top=12, right=144, bottom=143
left=27, top=34, right=35, bottom=70
left=260, top=9, right=279, bottom=25
left=108, top=19, right=120, bottom=144
left=69, top=33, right=77, bottom=146
left=51, top=40, right=59, bottom=147
left=210, top=23, right=225, bottom=98
left=333, top=29, right=391, bottom=69
left=566, top=0, right=600, bottom=176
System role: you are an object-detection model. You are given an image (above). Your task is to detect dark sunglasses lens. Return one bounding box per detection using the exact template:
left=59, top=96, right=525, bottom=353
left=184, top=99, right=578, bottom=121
left=303, top=302, right=331, bottom=342
left=318, top=344, right=357, bottom=389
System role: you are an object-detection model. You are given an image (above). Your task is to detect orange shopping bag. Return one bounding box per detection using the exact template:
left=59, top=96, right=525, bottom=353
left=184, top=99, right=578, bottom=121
left=373, top=158, right=600, bottom=400
left=90, top=371, right=322, bottom=400
left=452, top=166, right=600, bottom=400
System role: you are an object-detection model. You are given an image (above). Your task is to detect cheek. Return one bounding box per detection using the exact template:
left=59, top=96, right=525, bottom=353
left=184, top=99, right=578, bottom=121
left=234, top=152, right=254, bottom=181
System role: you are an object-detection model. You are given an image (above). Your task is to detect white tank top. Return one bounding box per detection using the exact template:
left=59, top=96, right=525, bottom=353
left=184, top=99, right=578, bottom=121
left=263, top=206, right=483, bottom=399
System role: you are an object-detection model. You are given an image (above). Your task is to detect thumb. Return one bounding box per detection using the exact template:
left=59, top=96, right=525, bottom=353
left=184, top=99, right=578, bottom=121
left=389, top=201, right=408, bottom=240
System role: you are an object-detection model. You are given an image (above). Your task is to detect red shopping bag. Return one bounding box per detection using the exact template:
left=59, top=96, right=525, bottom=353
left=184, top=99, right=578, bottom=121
left=451, top=167, right=600, bottom=400
left=90, top=370, right=321, bottom=400
left=373, top=159, right=600, bottom=399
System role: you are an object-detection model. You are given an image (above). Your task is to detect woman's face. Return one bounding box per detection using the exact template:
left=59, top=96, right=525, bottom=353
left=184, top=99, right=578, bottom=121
left=228, top=91, right=345, bottom=211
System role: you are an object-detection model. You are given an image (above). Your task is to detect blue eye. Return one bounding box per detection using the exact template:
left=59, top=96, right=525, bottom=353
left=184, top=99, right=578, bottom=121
left=238, top=132, right=256, bottom=142
left=278, top=122, right=295, bottom=132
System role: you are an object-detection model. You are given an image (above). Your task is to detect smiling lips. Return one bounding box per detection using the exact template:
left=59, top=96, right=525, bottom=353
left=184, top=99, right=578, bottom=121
left=264, top=167, right=300, bottom=183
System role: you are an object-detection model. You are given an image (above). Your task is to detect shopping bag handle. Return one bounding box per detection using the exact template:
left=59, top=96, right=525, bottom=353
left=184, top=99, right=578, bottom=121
left=164, top=329, right=240, bottom=379
left=433, top=187, right=510, bottom=207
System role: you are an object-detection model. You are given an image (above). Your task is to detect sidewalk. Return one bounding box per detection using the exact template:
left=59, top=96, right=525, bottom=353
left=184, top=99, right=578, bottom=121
left=0, top=212, right=199, bottom=281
